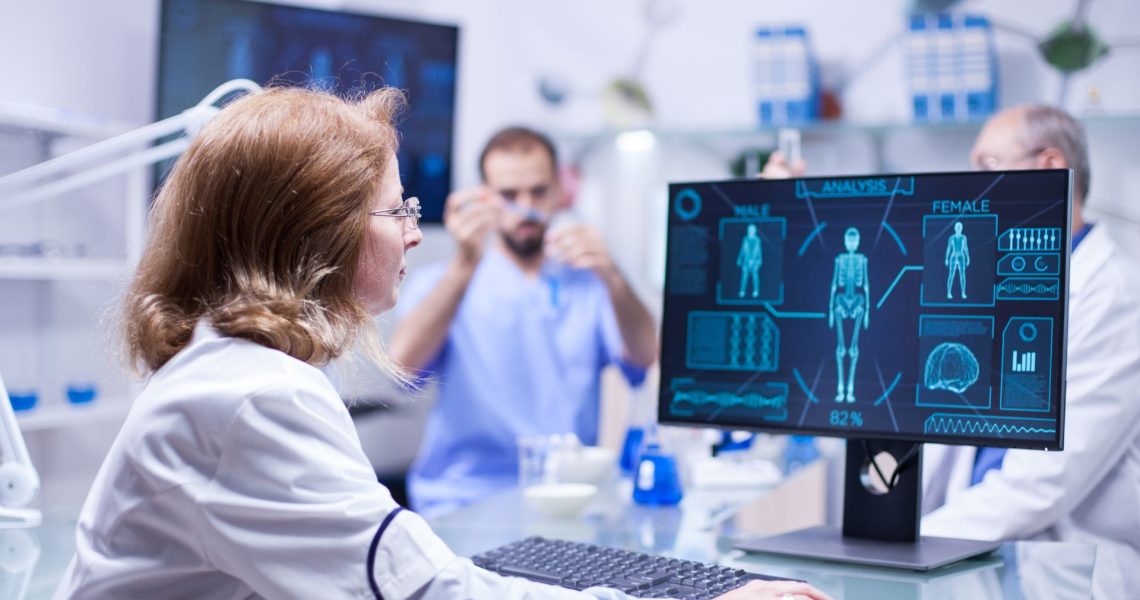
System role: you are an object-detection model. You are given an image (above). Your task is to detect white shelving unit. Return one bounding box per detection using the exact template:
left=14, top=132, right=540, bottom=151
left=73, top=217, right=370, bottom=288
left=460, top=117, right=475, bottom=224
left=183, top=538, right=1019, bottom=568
left=0, top=257, right=130, bottom=281
left=0, top=103, right=131, bottom=141
left=16, top=401, right=133, bottom=433
left=0, top=83, right=258, bottom=509
left=0, top=103, right=145, bottom=435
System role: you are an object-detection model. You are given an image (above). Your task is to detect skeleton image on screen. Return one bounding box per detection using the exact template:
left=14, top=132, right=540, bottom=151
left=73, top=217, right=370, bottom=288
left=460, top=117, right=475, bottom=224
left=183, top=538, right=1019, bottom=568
left=828, top=227, right=870, bottom=403
left=945, top=221, right=971, bottom=299
left=736, top=224, right=764, bottom=298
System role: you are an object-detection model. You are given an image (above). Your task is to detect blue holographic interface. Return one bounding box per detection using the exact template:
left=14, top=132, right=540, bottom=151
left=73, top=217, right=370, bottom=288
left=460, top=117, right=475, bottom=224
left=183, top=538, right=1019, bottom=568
left=659, top=170, right=1071, bottom=450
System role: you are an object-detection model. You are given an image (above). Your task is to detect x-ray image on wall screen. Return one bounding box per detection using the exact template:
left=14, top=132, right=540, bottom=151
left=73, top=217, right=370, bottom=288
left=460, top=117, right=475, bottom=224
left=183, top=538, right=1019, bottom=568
left=158, top=0, right=458, bottom=222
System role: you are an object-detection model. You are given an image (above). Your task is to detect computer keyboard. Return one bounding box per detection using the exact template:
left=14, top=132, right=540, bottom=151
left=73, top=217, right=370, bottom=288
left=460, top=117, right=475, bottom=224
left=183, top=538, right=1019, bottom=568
left=472, top=536, right=792, bottom=599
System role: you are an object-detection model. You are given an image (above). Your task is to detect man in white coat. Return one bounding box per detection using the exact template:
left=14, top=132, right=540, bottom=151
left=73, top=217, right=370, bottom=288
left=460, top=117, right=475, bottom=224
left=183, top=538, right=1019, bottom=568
left=921, top=105, right=1140, bottom=599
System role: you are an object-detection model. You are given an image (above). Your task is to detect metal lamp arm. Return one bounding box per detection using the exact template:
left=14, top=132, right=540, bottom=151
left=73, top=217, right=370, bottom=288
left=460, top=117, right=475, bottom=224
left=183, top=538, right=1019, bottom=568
left=0, top=79, right=262, bottom=211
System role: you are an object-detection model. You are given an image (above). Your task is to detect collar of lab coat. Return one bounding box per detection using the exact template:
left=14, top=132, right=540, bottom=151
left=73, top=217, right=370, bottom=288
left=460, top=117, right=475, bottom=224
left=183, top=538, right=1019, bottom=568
left=186, top=319, right=351, bottom=398
left=192, top=320, right=219, bottom=343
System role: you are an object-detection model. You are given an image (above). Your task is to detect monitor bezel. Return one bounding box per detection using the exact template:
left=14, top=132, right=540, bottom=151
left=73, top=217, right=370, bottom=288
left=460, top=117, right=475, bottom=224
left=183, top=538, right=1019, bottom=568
left=657, top=169, right=1071, bottom=451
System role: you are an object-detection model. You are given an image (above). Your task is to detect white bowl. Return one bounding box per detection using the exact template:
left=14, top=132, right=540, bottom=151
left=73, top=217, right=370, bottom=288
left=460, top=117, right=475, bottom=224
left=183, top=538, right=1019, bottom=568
left=558, top=446, right=617, bottom=485
left=524, top=483, right=598, bottom=518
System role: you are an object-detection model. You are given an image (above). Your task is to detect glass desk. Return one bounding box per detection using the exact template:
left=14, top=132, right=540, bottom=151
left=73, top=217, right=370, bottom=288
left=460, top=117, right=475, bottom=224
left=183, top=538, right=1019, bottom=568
left=15, top=481, right=1095, bottom=599
left=430, top=482, right=1097, bottom=600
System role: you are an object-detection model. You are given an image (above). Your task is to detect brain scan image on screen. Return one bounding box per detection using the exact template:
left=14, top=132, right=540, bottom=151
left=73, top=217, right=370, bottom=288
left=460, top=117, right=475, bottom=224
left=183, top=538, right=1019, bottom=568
left=924, top=342, right=980, bottom=394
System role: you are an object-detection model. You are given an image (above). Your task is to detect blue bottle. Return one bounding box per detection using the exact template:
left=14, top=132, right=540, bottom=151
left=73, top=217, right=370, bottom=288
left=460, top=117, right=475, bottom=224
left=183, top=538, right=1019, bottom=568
left=633, top=442, right=683, bottom=506
left=632, top=424, right=683, bottom=506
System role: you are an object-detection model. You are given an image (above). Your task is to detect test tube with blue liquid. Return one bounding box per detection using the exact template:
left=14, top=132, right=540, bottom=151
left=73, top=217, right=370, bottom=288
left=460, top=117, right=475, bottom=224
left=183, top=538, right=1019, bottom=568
left=621, top=384, right=659, bottom=475
left=497, top=199, right=562, bottom=307
left=501, top=201, right=571, bottom=310
left=4, top=349, right=38, bottom=412
left=64, top=335, right=100, bottom=405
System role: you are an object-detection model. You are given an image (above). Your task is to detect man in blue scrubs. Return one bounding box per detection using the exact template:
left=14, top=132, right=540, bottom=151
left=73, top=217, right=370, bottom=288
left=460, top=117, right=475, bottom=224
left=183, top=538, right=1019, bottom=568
left=391, top=127, right=658, bottom=517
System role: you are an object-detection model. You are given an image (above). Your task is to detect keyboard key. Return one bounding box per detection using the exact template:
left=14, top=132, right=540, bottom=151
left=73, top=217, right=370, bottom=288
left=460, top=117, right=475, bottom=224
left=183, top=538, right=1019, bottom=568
left=500, top=564, right=562, bottom=585
left=629, top=570, right=673, bottom=586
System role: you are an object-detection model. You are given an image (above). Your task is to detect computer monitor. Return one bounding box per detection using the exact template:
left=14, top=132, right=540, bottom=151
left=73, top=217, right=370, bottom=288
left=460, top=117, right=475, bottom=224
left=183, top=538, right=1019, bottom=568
left=156, top=0, right=458, bottom=223
left=658, top=170, right=1072, bottom=569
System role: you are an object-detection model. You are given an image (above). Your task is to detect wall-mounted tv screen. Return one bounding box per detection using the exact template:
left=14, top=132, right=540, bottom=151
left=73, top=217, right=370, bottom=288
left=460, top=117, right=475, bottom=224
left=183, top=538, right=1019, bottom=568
left=157, top=0, right=459, bottom=222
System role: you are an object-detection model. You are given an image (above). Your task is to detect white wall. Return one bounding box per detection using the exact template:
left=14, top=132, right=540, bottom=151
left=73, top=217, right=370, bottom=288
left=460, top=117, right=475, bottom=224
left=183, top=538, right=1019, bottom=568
left=2, top=0, right=1138, bottom=501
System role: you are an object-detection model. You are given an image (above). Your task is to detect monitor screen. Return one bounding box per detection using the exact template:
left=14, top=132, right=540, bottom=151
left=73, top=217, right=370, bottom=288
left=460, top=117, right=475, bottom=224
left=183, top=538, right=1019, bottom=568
left=157, top=0, right=458, bottom=223
left=658, top=170, right=1071, bottom=450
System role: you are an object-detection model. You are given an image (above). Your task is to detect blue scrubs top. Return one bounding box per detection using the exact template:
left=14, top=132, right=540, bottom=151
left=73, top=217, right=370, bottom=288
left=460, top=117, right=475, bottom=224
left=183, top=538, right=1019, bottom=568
left=398, top=249, right=646, bottom=516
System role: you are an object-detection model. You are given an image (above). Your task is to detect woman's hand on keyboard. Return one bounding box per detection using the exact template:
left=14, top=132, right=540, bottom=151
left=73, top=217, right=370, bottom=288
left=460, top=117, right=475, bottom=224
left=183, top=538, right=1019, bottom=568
left=714, top=579, right=833, bottom=600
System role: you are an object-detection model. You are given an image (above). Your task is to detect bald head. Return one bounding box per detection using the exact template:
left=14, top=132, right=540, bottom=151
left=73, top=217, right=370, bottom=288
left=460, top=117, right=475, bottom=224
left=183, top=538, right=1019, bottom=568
left=970, top=105, right=1090, bottom=204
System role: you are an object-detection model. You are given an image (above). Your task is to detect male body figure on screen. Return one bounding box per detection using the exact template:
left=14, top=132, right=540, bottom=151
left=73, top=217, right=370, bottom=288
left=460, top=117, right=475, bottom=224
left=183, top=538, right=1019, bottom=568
left=390, top=127, right=658, bottom=518
left=920, top=105, right=1140, bottom=599
left=737, top=224, right=764, bottom=298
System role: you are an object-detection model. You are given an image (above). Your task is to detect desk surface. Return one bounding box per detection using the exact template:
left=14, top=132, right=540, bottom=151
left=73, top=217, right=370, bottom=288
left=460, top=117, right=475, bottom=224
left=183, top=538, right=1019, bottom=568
left=430, top=482, right=1097, bottom=600
left=16, top=480, right=1095, bottom=599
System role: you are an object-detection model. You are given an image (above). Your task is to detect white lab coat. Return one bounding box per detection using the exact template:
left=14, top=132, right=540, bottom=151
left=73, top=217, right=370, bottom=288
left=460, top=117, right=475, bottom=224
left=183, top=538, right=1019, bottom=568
left=55, top=324, right=630, bottom=599
left=922, top=223, right=1140, bottom=599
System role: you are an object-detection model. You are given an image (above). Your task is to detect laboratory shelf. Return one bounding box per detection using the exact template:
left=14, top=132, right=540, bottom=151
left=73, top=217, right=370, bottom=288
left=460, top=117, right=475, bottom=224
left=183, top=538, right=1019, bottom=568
left=0, top=257, right=129, bottom=280
left=0, top=103, right=130, bottom=140
left=553, top=111, right=1140, bottom=143
left=16, top=400, right=131, bottom=433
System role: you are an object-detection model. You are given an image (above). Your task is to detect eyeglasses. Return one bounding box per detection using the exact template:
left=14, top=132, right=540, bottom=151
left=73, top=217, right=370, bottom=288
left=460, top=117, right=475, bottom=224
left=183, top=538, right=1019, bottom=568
left=369, top=196, right=421, bottom=230
left=974, top=147, right=1047, bottom=171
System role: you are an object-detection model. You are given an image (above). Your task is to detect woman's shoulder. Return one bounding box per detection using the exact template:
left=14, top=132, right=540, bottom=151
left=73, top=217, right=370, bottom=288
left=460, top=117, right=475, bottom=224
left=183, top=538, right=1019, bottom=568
left=140, top=324, right=339, bottom=421
left=107, top=324, right=352, bottom=504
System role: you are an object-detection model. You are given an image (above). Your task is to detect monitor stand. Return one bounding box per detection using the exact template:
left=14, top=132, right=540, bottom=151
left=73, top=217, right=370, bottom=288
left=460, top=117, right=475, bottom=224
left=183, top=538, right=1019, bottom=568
left=734, top=439, right=1000, bottom=571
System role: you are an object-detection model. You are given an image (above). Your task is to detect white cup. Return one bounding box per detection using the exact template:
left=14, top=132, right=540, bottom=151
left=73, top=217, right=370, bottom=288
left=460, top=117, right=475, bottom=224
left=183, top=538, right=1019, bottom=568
left=518, top=434, right=599, bottom=518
